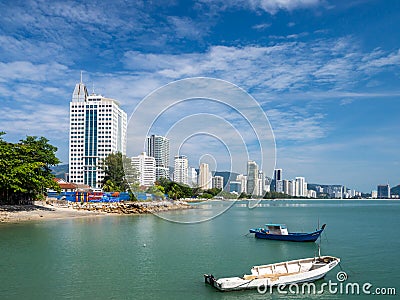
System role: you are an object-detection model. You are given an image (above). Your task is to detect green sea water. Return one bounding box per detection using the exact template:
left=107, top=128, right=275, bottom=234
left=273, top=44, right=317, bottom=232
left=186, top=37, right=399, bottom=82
left=1, top=200, right=399, bottom=299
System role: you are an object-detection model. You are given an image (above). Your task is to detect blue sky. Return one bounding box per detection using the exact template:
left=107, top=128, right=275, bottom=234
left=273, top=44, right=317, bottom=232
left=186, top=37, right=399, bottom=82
left=0, top=0, right=399, bottom=192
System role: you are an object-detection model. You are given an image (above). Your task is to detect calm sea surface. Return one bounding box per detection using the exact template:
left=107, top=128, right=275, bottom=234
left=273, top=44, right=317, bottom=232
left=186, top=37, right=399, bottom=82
left=1, top=200, right=399, bottom=299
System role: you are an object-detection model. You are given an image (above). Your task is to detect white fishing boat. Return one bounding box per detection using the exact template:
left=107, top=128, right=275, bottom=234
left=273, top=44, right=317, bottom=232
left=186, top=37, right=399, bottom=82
left=204, top=255, right=340, bottom=291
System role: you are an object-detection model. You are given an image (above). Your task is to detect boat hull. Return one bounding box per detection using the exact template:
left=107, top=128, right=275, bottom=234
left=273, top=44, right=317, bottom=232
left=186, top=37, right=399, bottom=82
left=254, top=230, right=323, bottom=242
left=249, top=225, right=325, bottom=242
left=204, top=256, right=340, bottom=292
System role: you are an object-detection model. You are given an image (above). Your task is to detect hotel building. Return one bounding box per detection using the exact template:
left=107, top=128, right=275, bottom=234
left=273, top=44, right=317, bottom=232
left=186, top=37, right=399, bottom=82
left=68, top=77, right=127, bottom=188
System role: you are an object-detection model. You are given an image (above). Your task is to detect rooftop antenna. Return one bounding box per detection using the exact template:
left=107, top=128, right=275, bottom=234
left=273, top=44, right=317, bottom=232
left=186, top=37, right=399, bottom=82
left=92, top=82, right=95, bottom=95
left=80, top=70, right=83, bottom=83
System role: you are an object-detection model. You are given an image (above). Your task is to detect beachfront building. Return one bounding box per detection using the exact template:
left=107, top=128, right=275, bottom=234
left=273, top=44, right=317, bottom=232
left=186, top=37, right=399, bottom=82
left=173, top=155, right=188, bottom=185
left=146, top=135, right=170, bottom=180
left=68, top=76, right=127, bottom=188
left=247, top=160, right=259, bottom=196
left=212, top=176, right=224, bottom=189
left=198, top=163, right=212, bottom=190
left=131, top=152, right=156, bottom=187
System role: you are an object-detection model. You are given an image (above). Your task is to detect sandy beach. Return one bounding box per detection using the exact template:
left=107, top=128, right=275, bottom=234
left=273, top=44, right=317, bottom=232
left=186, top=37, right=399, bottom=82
left=0, top=201, right=106, bottom=224
left=0, top=200, right=192, bottom=224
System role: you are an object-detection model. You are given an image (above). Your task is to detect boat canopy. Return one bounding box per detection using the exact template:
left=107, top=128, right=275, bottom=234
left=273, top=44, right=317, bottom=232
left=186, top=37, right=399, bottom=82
left=265, top=224, right=287, bottom=228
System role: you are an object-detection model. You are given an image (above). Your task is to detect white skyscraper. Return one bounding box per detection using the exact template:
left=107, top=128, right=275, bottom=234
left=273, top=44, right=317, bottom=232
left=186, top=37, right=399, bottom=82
left=236, top=174, right=247, bottom=194
left=69, top=77, right=127, bottom=188
left=146, top=135, right=170, bottom=180
left=173, top=155, right=188, bottom=185
left=247, top=160, right=259, bottom=196
left=131, top=152, right=156, bottom=187
left=257, top=171, right=266, bottom=196
left=198, top=163, right=211, bottom=189
left=295, top=177, right=307, bottom=197
left=188, top=167, right=198, bottom=187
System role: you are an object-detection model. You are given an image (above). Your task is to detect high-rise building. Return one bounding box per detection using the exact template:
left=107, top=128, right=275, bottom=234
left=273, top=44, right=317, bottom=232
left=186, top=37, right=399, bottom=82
left=68, top=77, right=127, bottom=188
left=131, top=152, right=156, bottom=187
left=283, top=179, right=290, bottom=195
left=146, top=135, right=169, bottom=180
left=294, top=177, right=308, bottom=197
left=236, top=174, right=247, bottom=194
left=198, top=163, right=211, bottom=189
left=212, top=176, right=224, bottom=189
left=188, top=167, right=198, bottom=187
left=173, top=155, right=188, bottom=185
left=289, top=180, right=296, bottom=196
left=377, top=184, right=390, bottom=199
left=247, top=160, right=259, bottom=196
left=257, top=171, right=266, bottom=196
left=274, top=168, right=283, bottom=192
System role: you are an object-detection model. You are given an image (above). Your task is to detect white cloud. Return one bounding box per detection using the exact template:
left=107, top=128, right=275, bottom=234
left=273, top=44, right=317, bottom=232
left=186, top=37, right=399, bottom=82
left=198, top=0, right=323, bottom=14
left=252, top=23, right=271, bottom=30
left=248, top=0, right=322, bottom=14
left=0, top=61, right=68, bottom=83
left=0, top=103, right=69, bottom=136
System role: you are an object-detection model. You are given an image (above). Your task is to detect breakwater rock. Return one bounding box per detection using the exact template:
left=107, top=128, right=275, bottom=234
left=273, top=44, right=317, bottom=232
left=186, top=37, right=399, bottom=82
left=68, top=200, right=192, bottom=214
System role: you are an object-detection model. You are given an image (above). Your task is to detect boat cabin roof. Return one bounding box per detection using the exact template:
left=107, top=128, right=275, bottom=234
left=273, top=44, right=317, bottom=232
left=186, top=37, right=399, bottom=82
left=265, top=224, right=287, bottom=229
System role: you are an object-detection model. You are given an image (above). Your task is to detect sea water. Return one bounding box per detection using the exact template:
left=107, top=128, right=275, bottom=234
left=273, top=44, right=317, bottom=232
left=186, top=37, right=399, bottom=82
left=0, top=200, right=399, bottom=299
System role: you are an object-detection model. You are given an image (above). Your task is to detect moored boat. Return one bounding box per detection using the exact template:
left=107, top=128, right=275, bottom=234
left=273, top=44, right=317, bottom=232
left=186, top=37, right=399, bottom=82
left=204, top=255, right=340, bottom=291
left=249, top=223, right=326, bottom=242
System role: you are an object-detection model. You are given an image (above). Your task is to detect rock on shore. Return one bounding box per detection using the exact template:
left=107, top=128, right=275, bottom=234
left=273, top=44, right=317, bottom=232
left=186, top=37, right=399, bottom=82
left=68, top=200, right=192, bottom=214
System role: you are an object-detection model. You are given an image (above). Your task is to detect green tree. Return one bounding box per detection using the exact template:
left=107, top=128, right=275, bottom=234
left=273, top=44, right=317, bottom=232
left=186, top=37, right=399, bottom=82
left=100, top=152, right=138, bottom=192
left=238, top=192, right=247, bottom=199
left=145, top=185, right=165, bottom=199
left=0, top=133, right=60, bottom=204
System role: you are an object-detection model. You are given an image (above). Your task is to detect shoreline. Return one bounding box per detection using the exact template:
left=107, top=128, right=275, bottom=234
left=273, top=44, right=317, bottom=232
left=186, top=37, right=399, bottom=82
left=0, top=200, right=192, bottom=224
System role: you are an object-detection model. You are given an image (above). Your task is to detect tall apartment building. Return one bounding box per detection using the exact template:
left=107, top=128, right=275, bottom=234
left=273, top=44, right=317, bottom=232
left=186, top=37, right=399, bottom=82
left=146, top=135, right=170, bottom=180
left=257, top=171, right=266, bottom=196
left=198, top=163, right=211, bottom=190
left=295, top=177, right=307, bottom=197
left=131, top=152, right=156, bottom=187
left=212, top=176, right=224, bottom=189
left=69, top=78, right=127, bottom=188
left=173, top=155, right=188, bottom=185
left=247, top=160, right=259, bottom=196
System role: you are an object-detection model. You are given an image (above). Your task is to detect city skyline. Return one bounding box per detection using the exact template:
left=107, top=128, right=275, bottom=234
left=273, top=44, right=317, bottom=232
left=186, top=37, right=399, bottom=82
left=1, top=1, right=399, bottom=192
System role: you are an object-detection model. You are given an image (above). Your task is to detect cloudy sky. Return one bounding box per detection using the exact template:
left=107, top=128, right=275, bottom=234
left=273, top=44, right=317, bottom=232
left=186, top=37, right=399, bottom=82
left=1, top=0, right=399, bottom=192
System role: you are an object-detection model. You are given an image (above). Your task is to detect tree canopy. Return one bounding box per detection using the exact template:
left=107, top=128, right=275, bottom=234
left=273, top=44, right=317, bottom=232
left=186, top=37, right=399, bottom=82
left=99, top=152, right=138, bottom=193
left=0, top=133, right=60, bottom=204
